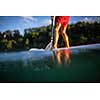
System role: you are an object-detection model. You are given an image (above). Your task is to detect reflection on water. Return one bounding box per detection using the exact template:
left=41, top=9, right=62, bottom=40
left=53, top=49, right=71, bottom=65
left=0, top=49, right=71, bottom=71
left=0, top=46, right=100, bottom=82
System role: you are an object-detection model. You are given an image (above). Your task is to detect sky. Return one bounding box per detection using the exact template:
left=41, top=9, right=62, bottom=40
left=0, top=16, right=100, bottom=35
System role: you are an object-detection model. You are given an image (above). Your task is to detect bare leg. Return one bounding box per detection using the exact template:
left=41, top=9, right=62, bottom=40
left=61, top=26, right=70, bottom=48
left=53, top=23, right=61, bottom=49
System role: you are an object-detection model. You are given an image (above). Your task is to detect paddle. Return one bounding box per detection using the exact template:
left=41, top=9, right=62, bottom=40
left=45, top=18, right=55, bottom=50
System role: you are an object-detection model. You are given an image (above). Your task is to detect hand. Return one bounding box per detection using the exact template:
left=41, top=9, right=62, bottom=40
left=51, top=16, right=55, bottom=20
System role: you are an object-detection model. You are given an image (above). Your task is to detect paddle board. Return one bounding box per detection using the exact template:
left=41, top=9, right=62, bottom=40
left=29, top=43, right=100, bottom=51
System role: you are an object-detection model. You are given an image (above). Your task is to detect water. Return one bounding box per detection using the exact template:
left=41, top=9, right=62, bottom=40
left=0, top=44, right=100, bottom=82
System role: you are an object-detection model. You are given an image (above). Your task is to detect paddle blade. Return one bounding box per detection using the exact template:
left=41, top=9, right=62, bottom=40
left=45, top=41, right=53, bottom=50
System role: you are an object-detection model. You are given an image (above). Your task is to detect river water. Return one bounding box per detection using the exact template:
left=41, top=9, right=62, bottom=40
left=0, top=44, right=100, bottom=82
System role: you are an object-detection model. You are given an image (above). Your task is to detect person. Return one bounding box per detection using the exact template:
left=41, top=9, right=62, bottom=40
left=51, top=16, right=70, bottom=49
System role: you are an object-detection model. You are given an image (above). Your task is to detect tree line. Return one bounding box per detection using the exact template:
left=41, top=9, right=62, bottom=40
left=0, top=21, right=100, bottom=52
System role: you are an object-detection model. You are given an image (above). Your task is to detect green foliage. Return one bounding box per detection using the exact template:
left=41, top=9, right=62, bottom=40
left=0, top=21, right=100, bottom=52
left=7, top=40, right=16, bottom=49
left=25, top=38, right=29, bottom=45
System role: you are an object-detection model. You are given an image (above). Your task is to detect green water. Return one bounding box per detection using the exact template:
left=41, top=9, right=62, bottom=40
left=0, top=48, right=100, bottom=83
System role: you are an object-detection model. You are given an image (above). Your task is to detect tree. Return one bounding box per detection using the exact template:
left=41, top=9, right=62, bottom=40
left=4, top=30, right=12, bottom=40
left=0, top=20, right=100, bottom=52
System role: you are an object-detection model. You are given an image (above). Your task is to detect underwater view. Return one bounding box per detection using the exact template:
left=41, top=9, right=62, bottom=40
left=0, top=44, right=100, bottom=83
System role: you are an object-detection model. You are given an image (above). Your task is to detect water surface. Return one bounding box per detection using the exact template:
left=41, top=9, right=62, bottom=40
left=0, top=44, right=100, bottom=82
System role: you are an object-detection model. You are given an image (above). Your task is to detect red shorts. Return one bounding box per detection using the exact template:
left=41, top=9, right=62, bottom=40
left=55, top=16, right=70, bottom=28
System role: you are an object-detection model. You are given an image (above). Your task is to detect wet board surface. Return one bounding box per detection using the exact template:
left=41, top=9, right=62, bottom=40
left=29, top=43, right=100, bottom=55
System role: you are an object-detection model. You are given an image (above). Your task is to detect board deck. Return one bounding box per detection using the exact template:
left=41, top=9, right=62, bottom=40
left=29, top=48, right=45, bottom=51
left=29, top=43, right=100, bottom=51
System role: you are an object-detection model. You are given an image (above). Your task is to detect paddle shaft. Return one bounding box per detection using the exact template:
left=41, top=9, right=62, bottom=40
left=51, top=18, right=55, bottom=42
left=45, top=18, right=55, bottom=50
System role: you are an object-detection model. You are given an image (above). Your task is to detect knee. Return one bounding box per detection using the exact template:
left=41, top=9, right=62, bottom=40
left=54, top=28, right=59, bottom=33
left=61, top=30, right=66, bottom=35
